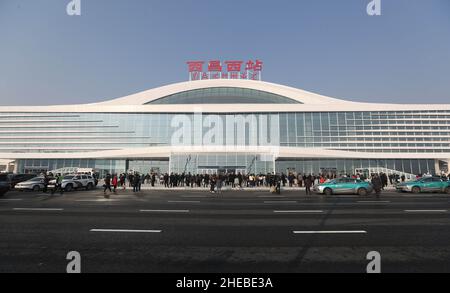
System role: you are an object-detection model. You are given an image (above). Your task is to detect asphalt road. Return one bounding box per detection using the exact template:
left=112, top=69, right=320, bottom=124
left=1, top=187, right=450, bottom=273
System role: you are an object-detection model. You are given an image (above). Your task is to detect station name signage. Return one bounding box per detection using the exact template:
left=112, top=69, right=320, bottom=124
left=187, top=60, right=263, bottom=81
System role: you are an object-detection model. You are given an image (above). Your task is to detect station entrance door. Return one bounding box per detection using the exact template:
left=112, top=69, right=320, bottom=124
left=197, top=167, right=247, bottom=175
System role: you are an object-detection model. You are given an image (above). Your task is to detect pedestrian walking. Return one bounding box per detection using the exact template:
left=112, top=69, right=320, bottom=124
left=120, top=173, right=126, bottom=190
left=305, top=176, right=312, bottom=196
left=133, top=173, right=140, bottom=193
left=103, top=174, right=112, bottom=197
left=43, top=173, right=50, bottom=193
left=51, top=173, right=64, bottom=195
left=216, top=175, right=223, bottom=194
left=210, top=175, right=216, bottom=193
left=371, top=174, right=382, bottom=198
left=112, top=174, right=118, bottom=194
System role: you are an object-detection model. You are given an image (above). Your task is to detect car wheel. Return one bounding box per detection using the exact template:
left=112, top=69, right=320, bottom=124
left=357, top=188, right=368, bottom=196
left=86, top=183, right=93, bottom=190
left=412, top=186, right=421, bottom=194
left=324, top=188, right=332, bottom=196
left=32, top=185, right=40, bottom=192
left=65, top=184, right=73, bottom=192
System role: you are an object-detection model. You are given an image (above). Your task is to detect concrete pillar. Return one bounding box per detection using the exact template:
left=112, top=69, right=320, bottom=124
left=435, top=159, right=440, bottom=175
left=9, top=161, right=16, bottom=173
left=435, top=159, right=450, bottom=176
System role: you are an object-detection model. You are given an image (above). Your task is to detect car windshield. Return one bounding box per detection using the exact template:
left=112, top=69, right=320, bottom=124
left=64, top=176, right=74, bottom=180
left=29, top=177, right=43, bottom=182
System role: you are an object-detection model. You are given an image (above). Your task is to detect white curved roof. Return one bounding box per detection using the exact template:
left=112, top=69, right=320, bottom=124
left=93, top=79, right=348, bottom=106
left=0, top=79, right=449, bottom=112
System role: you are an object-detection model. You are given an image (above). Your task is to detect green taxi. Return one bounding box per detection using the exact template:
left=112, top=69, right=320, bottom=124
left=396, top=177, right=450, bottom=194
left=313, top=178, right=373, bottom=196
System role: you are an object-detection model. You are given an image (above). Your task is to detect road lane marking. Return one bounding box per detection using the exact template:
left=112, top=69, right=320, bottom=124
left=274, top=210, right=323, bottom=213
left=76, top=199, right=121, bottom=202
left=90, top=229, right=161, bottom=233
left=293, top=230, right=367, bottom=234
left=168, top=200, right=200, bottom=203
left=13, top=208, right=63, bottom=211
left=140, top=209, right=190, bottom=213
left=0, top=199, right=23, bottom=201
left=181, top=195, right=208, bottom=198
left=264, top=201, right=297, bottom=204
left=356, top=201, right=390, bottom=203
left=404, top=210, right=447, bottom=213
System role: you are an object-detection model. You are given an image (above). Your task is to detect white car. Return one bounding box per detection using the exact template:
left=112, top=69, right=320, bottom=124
left=15, top=177, right=45, bottom=192
left=49, top=174, right=96, bottom=192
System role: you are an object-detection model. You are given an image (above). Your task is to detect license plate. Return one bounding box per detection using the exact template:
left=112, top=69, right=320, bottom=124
left=48, top=185, right=56, bottom=188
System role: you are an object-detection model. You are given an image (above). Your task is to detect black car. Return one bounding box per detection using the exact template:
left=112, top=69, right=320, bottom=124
left=0, top=173, right=37, bottom=196
left=0, top=173, right=10, bottom=196
left=10, top=174, right=37, bottom=189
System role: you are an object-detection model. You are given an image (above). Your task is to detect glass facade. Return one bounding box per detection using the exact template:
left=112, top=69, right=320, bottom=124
left=1, top=111, right=450, bottom=153
left=1, top=110, right=449, bottom=176
left=146, top=87, right=301, bottom=104
left=16, top=157, right=439, bottom=178
left=17, top=158, right=169, bottom=178
left=170, top=153, right=274, bottom=174
left=276, top=159, right=435, bottom=179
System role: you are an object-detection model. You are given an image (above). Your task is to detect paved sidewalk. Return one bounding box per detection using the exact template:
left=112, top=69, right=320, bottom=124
left=118, top=185, right=398, bottom=191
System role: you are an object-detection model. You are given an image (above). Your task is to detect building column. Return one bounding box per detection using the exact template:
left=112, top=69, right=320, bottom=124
left=12, top=160, right=18, bottom=173
left=435, top=159, right=450, bottom=175
left=434, top=159, right=440, bottom=175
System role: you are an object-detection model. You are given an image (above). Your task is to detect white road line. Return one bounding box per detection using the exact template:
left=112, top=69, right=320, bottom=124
left=404, top=210, right=447, bottom=213
left=293, top=230, right=367, bottom=234
left=13, top=208, right=63, bottom=211
left=274, top=210, right=324, bottom=213
left=90, top=229, right=161, bottom=233
left=140, top=209, right=190, bottom=213
left=264, top=201, right=297, bottom=204
left=168, top=200, right=200, bottom=203
left=76, top=199, right=121, bottom=202
left=0, top=199, right=23, bottom=201
left=356, top=200, right=391, bottom=203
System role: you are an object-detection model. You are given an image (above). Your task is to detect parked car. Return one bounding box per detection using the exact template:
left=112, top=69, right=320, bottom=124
left=396, top=177, right=450, bottom=194
left=0, top=173, right=10, bottom=196
left=48, top=174, right=96, bottom=192
left=8, top=174, right=37, bottom=189
left=313, top=177, right=374, bottom=196
left=14, top=177, right=46, bottom=192
left=0, top=173, right=37, bottom=192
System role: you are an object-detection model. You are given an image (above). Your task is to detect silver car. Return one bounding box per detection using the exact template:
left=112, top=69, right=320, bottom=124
left=14, top=177, right=45, bottom=192
left=49, top=174, right=96, bottom=192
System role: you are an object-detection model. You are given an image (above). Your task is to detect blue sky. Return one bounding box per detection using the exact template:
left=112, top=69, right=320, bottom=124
left=0, top=0, right=449, bottom=105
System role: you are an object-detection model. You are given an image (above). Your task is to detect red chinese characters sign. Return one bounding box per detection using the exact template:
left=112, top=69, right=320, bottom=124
left=187, top=59, right=263, bottom=81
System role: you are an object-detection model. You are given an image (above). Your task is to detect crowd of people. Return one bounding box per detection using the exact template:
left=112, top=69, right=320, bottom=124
left=100, top=171, right=450, bottom=196
left=102, top=172, right=284, bottom=195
